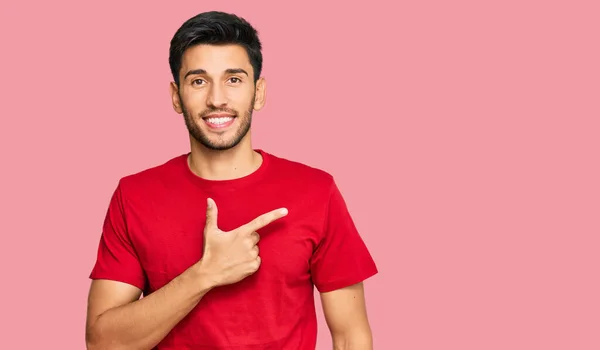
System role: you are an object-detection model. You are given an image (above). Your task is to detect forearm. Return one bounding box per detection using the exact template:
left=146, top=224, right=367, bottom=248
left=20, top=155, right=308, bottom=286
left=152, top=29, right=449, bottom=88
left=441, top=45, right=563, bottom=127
left=86, top=265, right=214, bottom=350
left=332, top=329, right=373, bottom=350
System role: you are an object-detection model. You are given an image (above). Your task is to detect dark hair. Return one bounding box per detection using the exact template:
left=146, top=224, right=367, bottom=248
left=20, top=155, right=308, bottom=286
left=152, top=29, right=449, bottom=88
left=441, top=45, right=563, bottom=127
left=169, top=11, right=263, bottom=86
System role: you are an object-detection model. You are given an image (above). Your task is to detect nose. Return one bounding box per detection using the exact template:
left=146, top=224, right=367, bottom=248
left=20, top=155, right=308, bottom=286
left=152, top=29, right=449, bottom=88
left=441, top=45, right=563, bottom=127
left=207, top=83, right=228, bottom=107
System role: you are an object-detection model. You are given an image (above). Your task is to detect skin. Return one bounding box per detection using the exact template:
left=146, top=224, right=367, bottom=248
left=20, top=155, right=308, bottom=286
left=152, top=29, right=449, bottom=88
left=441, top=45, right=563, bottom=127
left=86, top=198, right=287, bottom=350
left=85, top=43, right=373, bottom=349
left=170, top=43, right=266, bottom=182
left=322, top=283, right=374, bottom=349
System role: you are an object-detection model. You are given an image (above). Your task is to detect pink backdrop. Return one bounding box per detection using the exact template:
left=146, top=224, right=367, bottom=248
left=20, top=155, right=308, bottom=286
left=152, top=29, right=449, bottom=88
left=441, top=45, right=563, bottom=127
left=1, top=1, right=599, bottom=349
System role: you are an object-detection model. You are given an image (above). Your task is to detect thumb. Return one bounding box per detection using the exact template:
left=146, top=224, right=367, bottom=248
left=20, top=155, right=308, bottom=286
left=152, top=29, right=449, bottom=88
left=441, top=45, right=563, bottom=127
left=205, top=198, right=218, bottom=230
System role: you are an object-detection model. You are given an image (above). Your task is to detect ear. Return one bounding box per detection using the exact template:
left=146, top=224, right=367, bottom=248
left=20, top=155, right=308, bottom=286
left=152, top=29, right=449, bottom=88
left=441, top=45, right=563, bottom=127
left=253, top=77, right=267, bottom=111
left=169, top=81, right=183, bottom=114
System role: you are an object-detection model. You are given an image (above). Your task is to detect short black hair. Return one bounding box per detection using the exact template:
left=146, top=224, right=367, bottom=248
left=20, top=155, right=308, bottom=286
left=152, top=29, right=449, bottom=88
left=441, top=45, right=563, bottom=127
left=169, top=11, right=263, bottom=86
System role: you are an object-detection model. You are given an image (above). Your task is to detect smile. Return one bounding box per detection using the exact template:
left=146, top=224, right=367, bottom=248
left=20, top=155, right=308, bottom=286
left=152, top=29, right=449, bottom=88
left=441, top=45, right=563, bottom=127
left=203, top=115, right=236, bottom=129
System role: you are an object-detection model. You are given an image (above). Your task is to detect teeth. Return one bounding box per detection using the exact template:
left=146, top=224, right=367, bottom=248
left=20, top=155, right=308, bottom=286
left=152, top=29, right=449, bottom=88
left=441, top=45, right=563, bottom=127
left=206, top=117, right=233, bottom=125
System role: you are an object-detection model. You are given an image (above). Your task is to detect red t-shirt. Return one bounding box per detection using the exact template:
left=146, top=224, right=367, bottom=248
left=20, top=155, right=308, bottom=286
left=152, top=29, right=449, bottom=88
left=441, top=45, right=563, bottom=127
left=89, top=149, right=378, bottom=349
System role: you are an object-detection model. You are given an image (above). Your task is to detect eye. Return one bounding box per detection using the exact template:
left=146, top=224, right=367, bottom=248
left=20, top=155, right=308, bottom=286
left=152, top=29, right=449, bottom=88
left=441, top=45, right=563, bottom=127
left=228, top=77, right=242, bottom=84
left=191, top=79, right=205, bottom=86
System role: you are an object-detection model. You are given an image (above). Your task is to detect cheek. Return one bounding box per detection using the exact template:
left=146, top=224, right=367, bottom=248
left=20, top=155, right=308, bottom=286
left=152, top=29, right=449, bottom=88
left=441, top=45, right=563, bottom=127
left=181, top=91, right=207, bottom=112
left=234, top=90, right=257, bottom=109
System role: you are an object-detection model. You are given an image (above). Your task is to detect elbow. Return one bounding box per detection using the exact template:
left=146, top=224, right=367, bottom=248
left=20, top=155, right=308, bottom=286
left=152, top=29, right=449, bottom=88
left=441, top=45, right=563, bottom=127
left=332, top=328, right=373, bottom=350
left=85, top=314, right=104, bottom=350
left=85, top=320, right=98, bottom=350
left=86, top=336, right=123, bottom=350
left=86, top=342, right=99, bottom=350
left=85, top=325, right=104, bottom=350
left=85, top=333, right=98, bottom=350
left=85, top=319, right=123, bottom=350
left=86, top=337, right=127, bottom=350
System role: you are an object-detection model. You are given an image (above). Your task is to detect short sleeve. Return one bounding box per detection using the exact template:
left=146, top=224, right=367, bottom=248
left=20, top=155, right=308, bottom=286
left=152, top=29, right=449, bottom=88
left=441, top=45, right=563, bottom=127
left=310, top=179, right=378, bottom=293
left=89, top=182, right=146, bottom=290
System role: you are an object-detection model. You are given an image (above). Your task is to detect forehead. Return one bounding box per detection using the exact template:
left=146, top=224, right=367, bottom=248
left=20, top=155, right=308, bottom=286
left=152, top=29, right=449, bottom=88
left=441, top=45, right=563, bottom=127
left=180, top=44, right=253, bottom=76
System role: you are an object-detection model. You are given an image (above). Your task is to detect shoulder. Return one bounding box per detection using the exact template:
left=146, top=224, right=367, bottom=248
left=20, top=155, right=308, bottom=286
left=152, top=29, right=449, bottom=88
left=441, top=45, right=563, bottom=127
left=116, top=154, right=188, bottom=194
left=263, top=150, right=336, bottom=190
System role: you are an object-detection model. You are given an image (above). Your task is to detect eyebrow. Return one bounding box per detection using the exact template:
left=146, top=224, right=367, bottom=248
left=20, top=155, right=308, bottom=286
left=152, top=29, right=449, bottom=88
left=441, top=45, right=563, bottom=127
left=184, top=68, right=249, bottom=79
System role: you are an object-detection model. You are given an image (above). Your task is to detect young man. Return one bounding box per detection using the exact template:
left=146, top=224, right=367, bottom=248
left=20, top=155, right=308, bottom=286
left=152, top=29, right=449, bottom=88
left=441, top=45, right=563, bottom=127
left=85, top=11, right=378, bottom=350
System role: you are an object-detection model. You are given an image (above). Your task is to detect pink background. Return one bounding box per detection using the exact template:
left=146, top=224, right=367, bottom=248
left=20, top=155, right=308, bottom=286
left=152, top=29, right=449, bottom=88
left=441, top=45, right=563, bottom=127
left=1, top=1, right=599, bottom=349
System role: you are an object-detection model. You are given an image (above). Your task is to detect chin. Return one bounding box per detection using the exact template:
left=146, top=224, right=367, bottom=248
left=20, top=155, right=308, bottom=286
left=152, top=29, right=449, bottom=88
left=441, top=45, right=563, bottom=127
left=193, top=133, right=246, bottom=151
left=202, top=140, right=239, bottom=151
left=185, top=114, right=252, bottom=151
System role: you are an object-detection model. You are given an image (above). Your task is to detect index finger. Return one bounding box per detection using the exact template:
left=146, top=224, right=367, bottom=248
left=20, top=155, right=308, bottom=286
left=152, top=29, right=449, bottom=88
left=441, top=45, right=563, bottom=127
left=239, top=208, right=288, bottom=233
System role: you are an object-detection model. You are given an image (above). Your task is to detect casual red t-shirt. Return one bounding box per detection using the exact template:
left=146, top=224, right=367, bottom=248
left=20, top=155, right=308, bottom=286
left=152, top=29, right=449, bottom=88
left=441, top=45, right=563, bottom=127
left=89, top=149, right=378, bottom=349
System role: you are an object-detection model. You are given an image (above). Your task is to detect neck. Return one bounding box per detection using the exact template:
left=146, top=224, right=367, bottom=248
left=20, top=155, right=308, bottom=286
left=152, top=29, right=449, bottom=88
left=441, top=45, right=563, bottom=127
left=187, top=136, right=261, bottom=181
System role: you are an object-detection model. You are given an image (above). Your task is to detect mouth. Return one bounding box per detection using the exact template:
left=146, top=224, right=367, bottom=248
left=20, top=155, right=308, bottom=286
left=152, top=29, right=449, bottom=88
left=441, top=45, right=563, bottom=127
left=202, top=114, right=236, bottom=129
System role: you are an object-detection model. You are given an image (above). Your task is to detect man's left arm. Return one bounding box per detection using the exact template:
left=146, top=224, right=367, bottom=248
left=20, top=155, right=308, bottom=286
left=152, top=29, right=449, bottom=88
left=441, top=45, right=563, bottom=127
left=311, top=178, right=378, bottom=349
left=321, top=282, right=373, bottom=350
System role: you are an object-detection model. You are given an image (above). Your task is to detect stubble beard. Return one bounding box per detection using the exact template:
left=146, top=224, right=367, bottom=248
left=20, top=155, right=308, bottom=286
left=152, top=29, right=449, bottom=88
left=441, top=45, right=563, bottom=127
left=181, top=94, right=255, bottom=151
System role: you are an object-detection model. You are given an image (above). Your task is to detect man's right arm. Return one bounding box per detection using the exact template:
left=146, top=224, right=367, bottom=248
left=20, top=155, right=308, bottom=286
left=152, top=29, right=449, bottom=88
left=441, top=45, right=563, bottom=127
left=85, top=263, right=215, bottom=350
left=85, top=197, right=288, bottom=350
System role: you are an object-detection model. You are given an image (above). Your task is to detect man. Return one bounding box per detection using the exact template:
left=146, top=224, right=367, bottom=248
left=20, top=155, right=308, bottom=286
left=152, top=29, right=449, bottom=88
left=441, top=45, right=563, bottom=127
left=85, top=11, right=378, bottom=350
